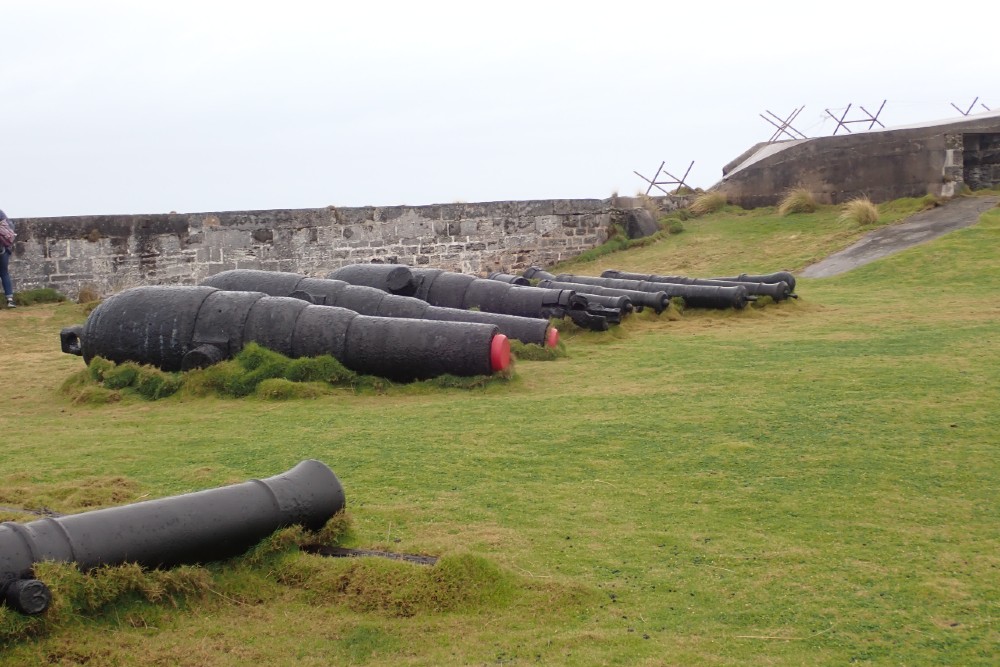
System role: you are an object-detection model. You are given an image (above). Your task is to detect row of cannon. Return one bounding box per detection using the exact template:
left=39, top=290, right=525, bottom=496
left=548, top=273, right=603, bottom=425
left=5, top=265, right=797, bottom=614
left=58, top=264, right=795, bottom=382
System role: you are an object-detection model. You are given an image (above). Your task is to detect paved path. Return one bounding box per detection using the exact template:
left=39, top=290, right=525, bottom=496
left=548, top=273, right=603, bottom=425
left=800, top=195, right=1000, bottom=278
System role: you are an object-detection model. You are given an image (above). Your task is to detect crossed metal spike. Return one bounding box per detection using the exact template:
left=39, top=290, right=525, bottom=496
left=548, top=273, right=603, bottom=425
left=760, top=106, right=807, bottom=142
left=825, top=101, right=887, bottom=135
left=633, top=160, right=695, bottom=196
left=951, top=97, right=992, bottom=116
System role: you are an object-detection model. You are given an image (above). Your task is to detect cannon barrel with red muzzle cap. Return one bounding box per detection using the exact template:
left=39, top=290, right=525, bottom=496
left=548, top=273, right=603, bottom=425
left=59, top=286, right=511, bottom=381
left=200, top=269, right=558, bottom=349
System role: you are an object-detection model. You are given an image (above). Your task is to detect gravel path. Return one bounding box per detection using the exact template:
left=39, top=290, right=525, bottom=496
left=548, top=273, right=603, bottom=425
left=800, top=195, right=1000, bottom=278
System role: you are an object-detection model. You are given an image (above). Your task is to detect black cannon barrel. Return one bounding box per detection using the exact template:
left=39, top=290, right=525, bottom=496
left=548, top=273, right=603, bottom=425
left=0, top=460, right=345, bottom=615
left=565, top=291, right=633, bottom=315
left=327, top=264, right=616, bottom=331
left=60, top=286, right=511, bottom=380
left=536, top=279, right=662, bottom=314
left=709, top=271, right=796, bottom=293
left=600, top=269, right=791, bottom=301
left=201, top=270, right=558, bottom=349
left=522, top=266, right=557, bottom=281
left=554, top=273, right=750, bottom=310
left=486, top=272, right=530, bottom=286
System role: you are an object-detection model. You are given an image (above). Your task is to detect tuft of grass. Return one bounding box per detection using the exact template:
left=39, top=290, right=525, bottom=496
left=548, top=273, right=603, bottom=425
left=778, top=187, right=817, bottom=215
left=838, top=196, right=880, bottom=225
left=255, top=378, right=328, bottom=400
left=276, top=552, right=516, bottom=618
left=76, top=284, right=102, bottom=304
left=133, top=367, right=183, bottom=400
left=101, top=362, right=141, bottom=389
left=284, top=355, right=356, bottom=384
left=688, top=191, right=727, bottom=216
left=667, top=220, right=685, bottom=235
left=509, top=340, right=566, bottom=361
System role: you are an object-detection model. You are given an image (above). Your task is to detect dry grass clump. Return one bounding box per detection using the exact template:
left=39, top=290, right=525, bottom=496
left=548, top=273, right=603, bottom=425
left=778, top=188, right=817, bottom=216
left=688, top=191, right=727, bottom=216
left=636, top=193, right=662, bottom=218
left=838, top=196, right=880, bottom=225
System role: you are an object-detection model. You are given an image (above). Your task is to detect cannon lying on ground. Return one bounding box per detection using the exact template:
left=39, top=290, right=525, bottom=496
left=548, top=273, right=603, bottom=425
left=487, top=272, right=635, bottom=314
left=709, top=271, right=796, bottom=293
left=327, top=264, right=622, bottom=331
left=600, top=269, right=793, bottom=301
left=0, top=460, right=345, bottom=615
left=60, top=286, right=511, bottom=381
left=534, top=279, right=667, bottom=314
left=534, top=272, right=752, bottom=310
left=201, top=269, right=558, bottom=349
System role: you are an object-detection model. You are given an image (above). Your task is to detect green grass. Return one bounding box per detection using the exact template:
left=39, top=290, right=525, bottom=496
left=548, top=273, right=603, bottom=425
left=0, top=198, right=997, bottom=665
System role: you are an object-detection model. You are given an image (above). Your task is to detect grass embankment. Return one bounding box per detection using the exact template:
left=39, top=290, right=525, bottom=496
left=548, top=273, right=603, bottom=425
left=0, top=198, right=997, bottom=665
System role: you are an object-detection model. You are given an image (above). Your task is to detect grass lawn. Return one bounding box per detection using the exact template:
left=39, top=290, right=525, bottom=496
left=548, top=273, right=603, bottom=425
left=0, top=199, right=997, bottom=665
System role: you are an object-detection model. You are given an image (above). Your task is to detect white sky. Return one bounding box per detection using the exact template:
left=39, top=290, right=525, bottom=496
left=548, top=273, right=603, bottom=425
left=2, top=0, right=997, bottom=217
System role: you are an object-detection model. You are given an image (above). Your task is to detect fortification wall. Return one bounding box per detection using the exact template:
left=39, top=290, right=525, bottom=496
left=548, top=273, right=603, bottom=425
left=7, top=197, right=682, bottom=299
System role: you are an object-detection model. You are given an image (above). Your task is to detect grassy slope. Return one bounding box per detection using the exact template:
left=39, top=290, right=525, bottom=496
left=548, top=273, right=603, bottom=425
left=0, top=201, right=997, bottom=665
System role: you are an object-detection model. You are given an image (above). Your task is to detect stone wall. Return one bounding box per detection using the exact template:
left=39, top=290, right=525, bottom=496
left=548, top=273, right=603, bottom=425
left=6, top=196, right=683, bottom=299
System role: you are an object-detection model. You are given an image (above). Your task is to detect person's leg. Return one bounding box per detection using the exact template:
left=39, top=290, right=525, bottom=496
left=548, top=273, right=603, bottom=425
left=0, top=248, right=14, bottom=305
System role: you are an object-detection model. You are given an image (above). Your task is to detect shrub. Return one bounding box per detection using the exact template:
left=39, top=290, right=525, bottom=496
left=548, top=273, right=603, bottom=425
left=688, top=192, right=727, bottom=216
left=667, top=221, right=685, bottom=235
left=9, top=288, right=67, bottom=307
left=838, top=197, right=880, bottom=225
left=778, top=188, right=817, bottom=216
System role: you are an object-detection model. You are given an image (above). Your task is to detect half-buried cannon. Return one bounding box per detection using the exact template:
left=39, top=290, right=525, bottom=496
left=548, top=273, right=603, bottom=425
left=0, top=459, right=345, bottom=615
left=327, top=264, right=621, bottom=330
left=59, top=286, right=511, bottom=381
left=549, top=273, right=752, bottom=310
left=201, top=269, right=558, bottom=349
left=600, top=269, right=792, bottom=301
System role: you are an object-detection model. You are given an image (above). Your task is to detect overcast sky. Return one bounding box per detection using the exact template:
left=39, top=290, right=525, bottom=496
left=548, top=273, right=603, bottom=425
left=2, top=1, right=997, bottom=218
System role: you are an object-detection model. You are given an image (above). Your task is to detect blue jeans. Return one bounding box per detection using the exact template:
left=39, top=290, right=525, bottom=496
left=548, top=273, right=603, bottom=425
left=0, top=247, right=12, bottom=298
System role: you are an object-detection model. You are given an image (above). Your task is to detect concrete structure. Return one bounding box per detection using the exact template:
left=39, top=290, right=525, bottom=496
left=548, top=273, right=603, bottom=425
left=6, top=196, right=683, bottom=300
left=716, top=110, right=1000, bottom=208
